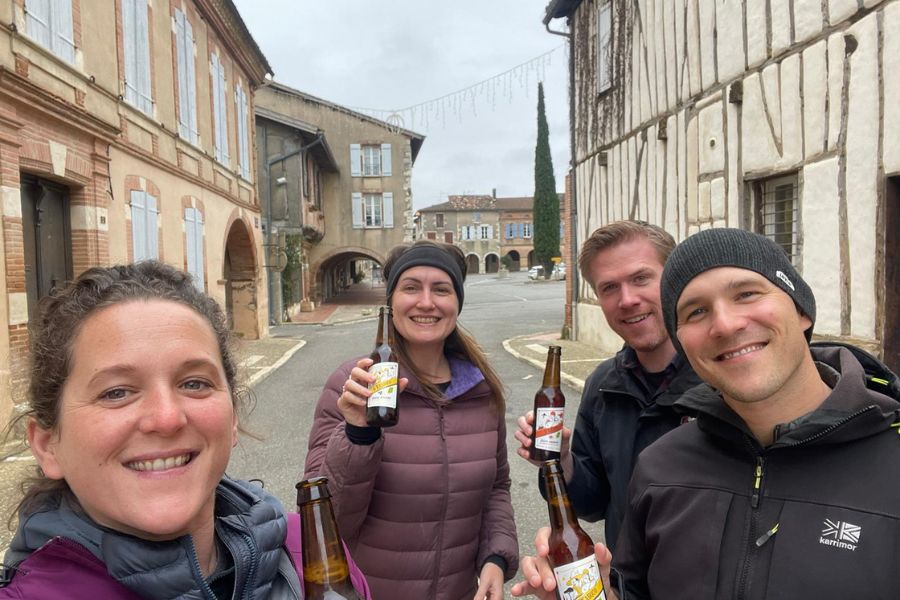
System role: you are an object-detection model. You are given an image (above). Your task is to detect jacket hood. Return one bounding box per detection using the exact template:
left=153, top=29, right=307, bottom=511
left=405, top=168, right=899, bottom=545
left=6, top=477, right=287, bottom=598
left=400, top=356, right=487, bottom=402
left=676, top=346, right=900, bottom=447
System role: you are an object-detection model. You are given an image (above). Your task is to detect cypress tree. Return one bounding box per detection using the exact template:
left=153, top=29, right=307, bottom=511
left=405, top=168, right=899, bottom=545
left=533, top=82, right=559, bottom=278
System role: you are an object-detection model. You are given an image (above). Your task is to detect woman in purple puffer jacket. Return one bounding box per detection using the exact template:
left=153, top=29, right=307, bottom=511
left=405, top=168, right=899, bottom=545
left=305, top=240, right=519, bottom=600
left=0, top=262, right=370, bottom=600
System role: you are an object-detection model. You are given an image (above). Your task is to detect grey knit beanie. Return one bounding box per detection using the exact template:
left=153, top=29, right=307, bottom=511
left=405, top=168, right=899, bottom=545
left=660, top=228, right=816, bottom=355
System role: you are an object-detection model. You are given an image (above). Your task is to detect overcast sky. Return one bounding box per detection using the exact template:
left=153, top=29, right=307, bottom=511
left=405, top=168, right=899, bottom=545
left=233, top=0, right=570, bottom=210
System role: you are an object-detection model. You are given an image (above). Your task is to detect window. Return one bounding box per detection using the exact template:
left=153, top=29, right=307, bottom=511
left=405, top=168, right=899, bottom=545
left=131, top=190, right=158, bottom=260
left=314, top=169, right=323, bottom=210
left=174, top=8, right=198, bottom=144
left=436, top=213, right=445, bottom=228
left=350, top=144, right=392, bottom=177
left=211, top=53, right=229, bottom=165
left=235, top=83, right=250, bottom=179
left=480, top=225, right=492, bottom=240
left=505, top=223, right=514, bottom=239
left=444, top=231, right=453, bottom=244
left=426, top=231, right=437, bottom=240
left=473, top=212, right=481, bottom=223
left=351, top=192, right=394, bottom=229
left=460, top=225, right=477, bottom=241
left=184, top=207, right=204, bottom=290
left=753, top=174, right=799, bottom=264
left=123, top=0, right=153, bottom=114
left=597, top=0, right=613, bottom=94
left=25, top=0, right=75, bottom=63
left=523, top=223, right=533, bottom=238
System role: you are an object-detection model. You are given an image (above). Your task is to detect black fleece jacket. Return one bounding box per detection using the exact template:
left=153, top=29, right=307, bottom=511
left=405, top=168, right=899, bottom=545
left=613, top=346, right=900, bottom=600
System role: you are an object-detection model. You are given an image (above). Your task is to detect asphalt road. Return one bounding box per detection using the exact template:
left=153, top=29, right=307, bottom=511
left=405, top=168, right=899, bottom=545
left=227, top=270, right=606, bottom=578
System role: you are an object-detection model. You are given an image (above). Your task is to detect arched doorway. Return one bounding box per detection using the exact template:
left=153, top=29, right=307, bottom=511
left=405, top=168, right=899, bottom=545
left=313, top=249, right=384, bottom=304
left=527, top=250, right=536, bottom=268
left=223, top=219, right=259, bottom=339
left=466, top=253, right=480, bottom=275
left=485, top=253, right=499, bottom=274
left=505, top=250, right=521, bottom=271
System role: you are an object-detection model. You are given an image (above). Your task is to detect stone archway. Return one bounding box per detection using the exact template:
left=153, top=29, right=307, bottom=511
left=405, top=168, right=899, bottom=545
left=466, top=253, right=480, bottom=275
left=223, top=218, right=259, bottom=339
left=527, top=250, right=536, bottom=268
left=313, top=248, right=384, bottom=304
left=485, top=253, right=500, bottom=274
left=505, top=250, right=521, bottom=271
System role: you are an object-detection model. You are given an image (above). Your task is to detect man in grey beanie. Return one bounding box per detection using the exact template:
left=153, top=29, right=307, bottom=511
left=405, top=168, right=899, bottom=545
left=512, top=228, right=900, bottom=600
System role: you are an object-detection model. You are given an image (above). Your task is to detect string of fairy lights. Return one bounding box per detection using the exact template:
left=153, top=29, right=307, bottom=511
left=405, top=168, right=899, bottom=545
left=350, top=44, right=566, bottom=132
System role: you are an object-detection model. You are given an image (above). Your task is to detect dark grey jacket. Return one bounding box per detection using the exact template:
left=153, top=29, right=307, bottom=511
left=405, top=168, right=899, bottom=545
left=553, top=346, right=701, bottom=550
left=614, top=347, right=900, bottom=599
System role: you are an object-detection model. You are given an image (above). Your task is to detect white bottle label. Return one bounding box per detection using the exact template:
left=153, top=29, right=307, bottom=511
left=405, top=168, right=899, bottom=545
left=553, top=554, right=606, bottom=600
left=368, top=362, right=399, bottom=409
left=534, top=407, right=564, bottom=452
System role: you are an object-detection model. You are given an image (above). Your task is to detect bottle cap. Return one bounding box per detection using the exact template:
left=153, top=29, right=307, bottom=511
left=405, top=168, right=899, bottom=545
left=296, top=476, right=331, bottom=504
left=539, top=458, right=563, bottom=476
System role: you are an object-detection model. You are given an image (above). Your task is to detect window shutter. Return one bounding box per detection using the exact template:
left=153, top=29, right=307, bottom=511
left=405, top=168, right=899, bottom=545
left=131, top=190, right=146, bottom=260
left=236, top=85, right=250, bottom=179
left=146, top=193, right=159, bottom=259
left=25, top=0, right=52, bottom=51
left=350, top=144, right=361, bottom=177
left=381, top=144, right=392, bottom=176
left=351, top=192, right=363, bottom=228
left=123, top=0, right=138, bottom=107
left=487, top=225, right=493, bottom=239
left=382, top=192, right=394, bottom=228
left=51, top=0, right=75, bottom=63
left=185, top=18, right=198, bottom=143
left=219, top=61, right=229, bottom=164
left=185, top=206, right=197, bottom=276
left=135, top=0, right=152, bottom=113
left=185, top=207, right=204, bottom=289
left=195, top=210, right=205, bottom=288
left=175, top=10, right=190, bottom=139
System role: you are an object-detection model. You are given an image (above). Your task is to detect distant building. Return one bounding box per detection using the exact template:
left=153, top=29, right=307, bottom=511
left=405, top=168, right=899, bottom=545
left=545, top=0, right=900, bottom=370
left=0, top=0, right=270, bottom=427
left=255, top=83, right=424, bottom=317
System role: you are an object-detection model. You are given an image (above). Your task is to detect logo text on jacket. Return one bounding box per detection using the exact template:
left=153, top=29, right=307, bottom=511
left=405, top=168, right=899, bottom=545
left=819, top=519, right=861, bottom=551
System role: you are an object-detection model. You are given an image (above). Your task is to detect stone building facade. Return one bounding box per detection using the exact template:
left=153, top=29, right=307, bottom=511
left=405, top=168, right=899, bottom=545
left=546, top=0, right=900, bottom=371
left=0, top=0, right=270, bottom=427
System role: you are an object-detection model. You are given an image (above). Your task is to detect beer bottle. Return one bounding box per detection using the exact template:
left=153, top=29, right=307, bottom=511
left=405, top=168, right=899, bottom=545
left=540, top=459, right=606, bottom=600
left=366, top=305, right=399, bottom=427
left=296, top=477, right=362, bottom=600
left=530, top=345, right=565, bottom=461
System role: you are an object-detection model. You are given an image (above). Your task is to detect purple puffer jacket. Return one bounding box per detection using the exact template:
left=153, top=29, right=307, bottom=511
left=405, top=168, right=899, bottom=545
left=0, top=512, right=371, bottom=599
left=305, top=357, right=519, bottom=600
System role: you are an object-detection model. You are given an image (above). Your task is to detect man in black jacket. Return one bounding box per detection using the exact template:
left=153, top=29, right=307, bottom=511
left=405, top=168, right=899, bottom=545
left=512, top=228, right=900, bottom=599
left=514, top=221, right=702, bottom=551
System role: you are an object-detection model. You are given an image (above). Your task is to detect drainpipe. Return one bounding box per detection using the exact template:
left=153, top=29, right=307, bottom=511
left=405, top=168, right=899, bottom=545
left=546, top=16, right=579, bottom=340
left=264, top=131, right=324, bottom=325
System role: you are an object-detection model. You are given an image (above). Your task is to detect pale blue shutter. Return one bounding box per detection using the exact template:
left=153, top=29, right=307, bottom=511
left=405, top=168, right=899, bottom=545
left=123, top=0, right=138, bottom=107
left=236, top=85, right=250, bottom=179
left=351, top=193, right=363, bottom=228
left=175, top=10, right=190, bottom=139
left=185, top=18, right=198, bottom=143
left=487, top=225, right=493, bottom=239
left=136, top=0, right=152, bottom=113
left=185, top=207, right=197, bottom=276
left=25, top=0, right=52, bottom=51
left=131, top=190, right=146, bottom=260
left=381, top=144, right=392, bottom=176
left=382, top=192, right=394, bottom=228
left=51, top=0, right=75, bottom=62
left=350, top=144, right=361, bottom=177
left=146, top=194, right=158, bottom=259
left=218, top=59, right=229, bottom=164
left=194, top=210, right=204, bottom=288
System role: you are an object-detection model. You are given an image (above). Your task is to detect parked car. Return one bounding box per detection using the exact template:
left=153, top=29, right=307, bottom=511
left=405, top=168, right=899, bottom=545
left=552, top=263, right=567, bottom=280
left=527, top=265, right=544, bottom=280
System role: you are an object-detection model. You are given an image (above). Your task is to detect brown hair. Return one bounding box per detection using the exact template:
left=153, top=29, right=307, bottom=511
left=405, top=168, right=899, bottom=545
left=11, top=261, right=251, bottom=519
left=382, top=240, right=506, bottom=411
left=578, top=220, right=676, bottom=289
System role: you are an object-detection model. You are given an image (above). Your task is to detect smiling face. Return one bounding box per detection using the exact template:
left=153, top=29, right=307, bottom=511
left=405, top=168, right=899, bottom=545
left=589, top=237, right=673, bottom=368
left=675, top=267, right=815, bottom=406
left=28, top=299, right=237, bottom=542
left=390, top=265, right=459, bottom=351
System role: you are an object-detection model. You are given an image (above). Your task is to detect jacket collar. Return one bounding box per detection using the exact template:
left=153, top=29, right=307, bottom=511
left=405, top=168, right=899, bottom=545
left=676, top=346, right=900, bottom=448
left=400, top=357, right=487, bottom=401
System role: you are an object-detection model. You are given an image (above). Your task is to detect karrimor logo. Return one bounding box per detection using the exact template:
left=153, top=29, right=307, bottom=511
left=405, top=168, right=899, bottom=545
left=775, top=270, right=796, bottom=291
left=819, top=519, right=861, bottom=551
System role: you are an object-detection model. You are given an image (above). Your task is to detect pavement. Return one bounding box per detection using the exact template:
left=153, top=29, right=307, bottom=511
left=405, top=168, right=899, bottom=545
left=0, top=301, right=609, bottom=551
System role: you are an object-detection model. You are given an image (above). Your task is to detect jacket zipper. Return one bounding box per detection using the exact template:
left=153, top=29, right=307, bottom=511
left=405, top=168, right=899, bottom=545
left=736, top=451, right=765, bottom=600
left=186, top=537, right=219, bottom=600
left=430, top=404, right=449, bottom=598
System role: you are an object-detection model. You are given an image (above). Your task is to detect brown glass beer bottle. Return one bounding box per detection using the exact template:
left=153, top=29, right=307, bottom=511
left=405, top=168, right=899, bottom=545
left=540, top=459, right=606, bottom=600
left=530, top=345, right=565, bottom=461
left=366, top=306, right=399, bottom=427
left=296, top=477, right=362, bottom=600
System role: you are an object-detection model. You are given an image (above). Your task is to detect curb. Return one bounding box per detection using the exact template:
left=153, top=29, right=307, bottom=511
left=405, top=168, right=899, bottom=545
left=247, top=340, right=307, bottom=388
left=502, top=334, right=587, bottom=393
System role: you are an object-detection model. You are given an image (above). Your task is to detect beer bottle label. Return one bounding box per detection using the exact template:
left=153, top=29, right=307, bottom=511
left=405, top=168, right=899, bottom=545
left=534, top=407, right=564, bottom=452
left=552, top=554, right=606, bottom=600
left=368, top=362, right=399, bottom=408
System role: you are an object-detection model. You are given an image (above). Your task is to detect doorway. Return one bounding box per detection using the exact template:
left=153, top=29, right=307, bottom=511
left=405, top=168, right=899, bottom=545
left=884, top=177, right=900, bottom=373
left=21, top=174, right=72, bottom=321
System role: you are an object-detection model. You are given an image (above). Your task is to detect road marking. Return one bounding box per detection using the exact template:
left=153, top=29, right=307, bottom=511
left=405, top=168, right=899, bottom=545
left=526, top=343, right=547, bottom=354
left=248, top=340, right=307, bottom=387
left=239, top=355, right=264, bottom=367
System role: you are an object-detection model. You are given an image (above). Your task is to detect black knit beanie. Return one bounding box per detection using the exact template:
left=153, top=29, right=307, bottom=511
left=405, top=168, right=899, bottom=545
left=660, top=228, right=816, bottom=355
left=386, top=244, right=466, bottom=312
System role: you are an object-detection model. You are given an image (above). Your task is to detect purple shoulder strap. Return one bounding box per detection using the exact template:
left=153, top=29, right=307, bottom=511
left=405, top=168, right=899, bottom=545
left=285, top=512, right=372, bottom=600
